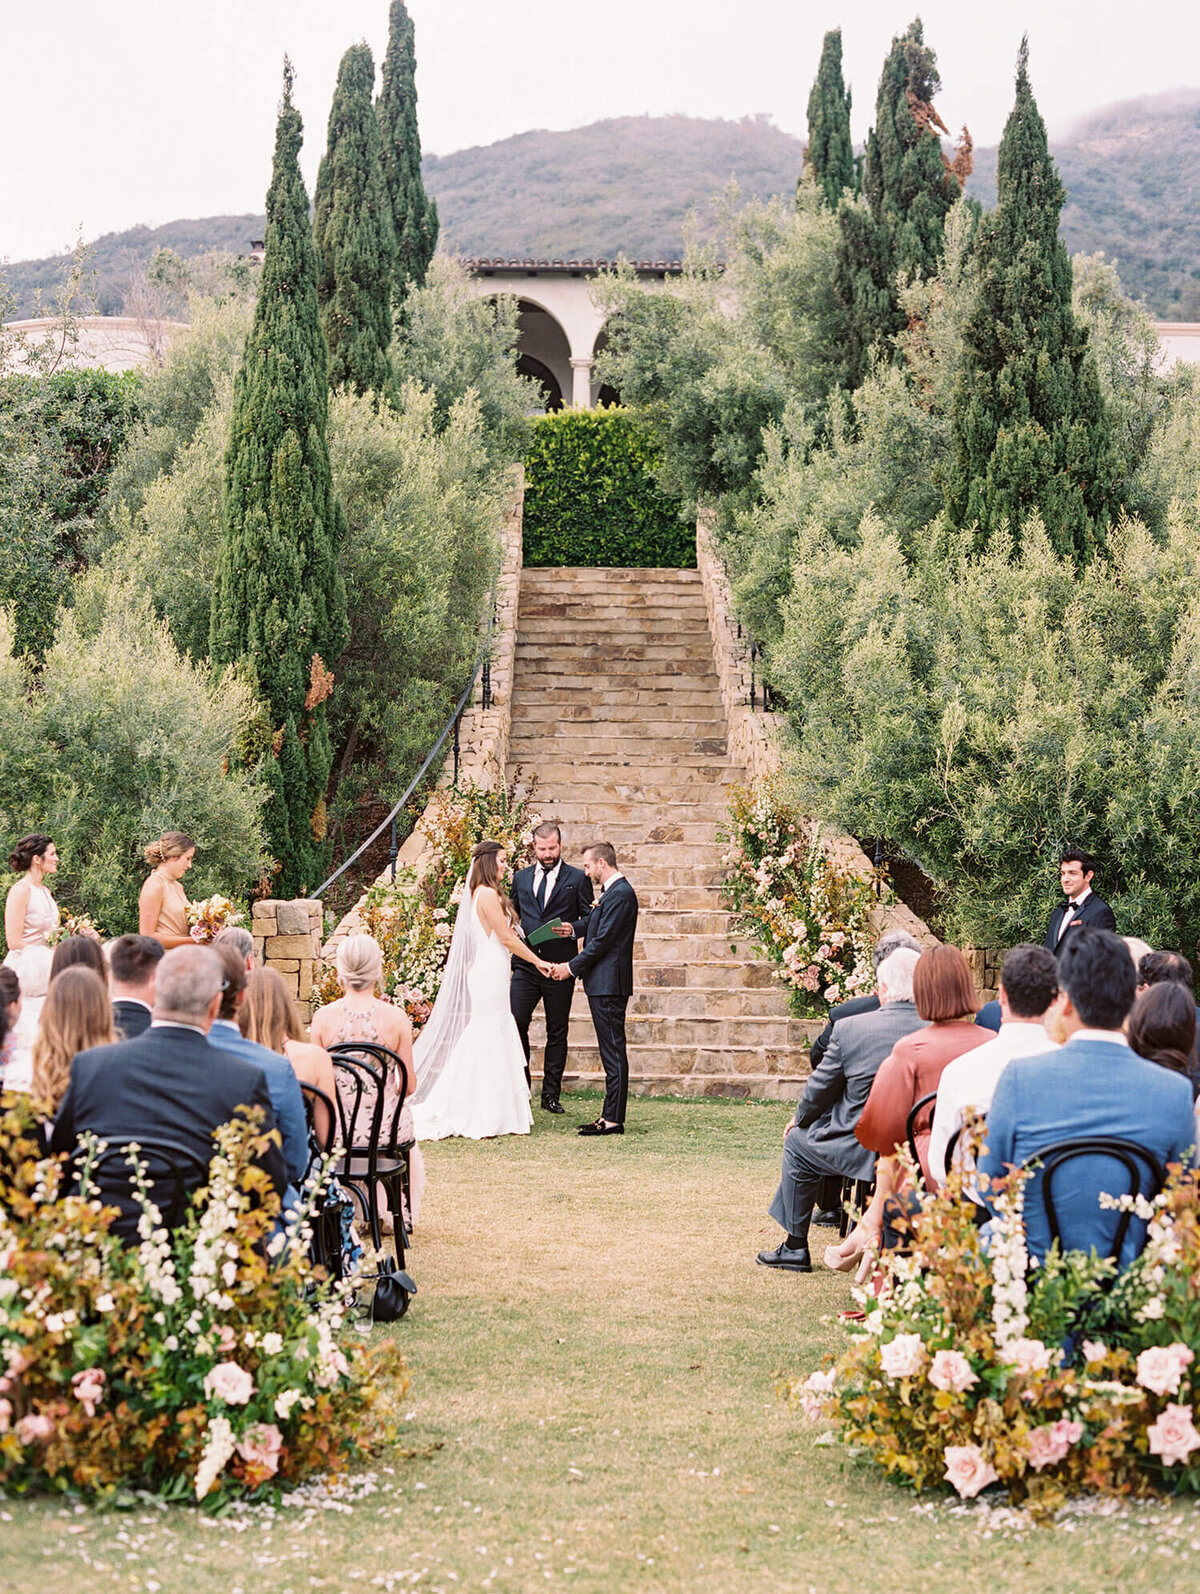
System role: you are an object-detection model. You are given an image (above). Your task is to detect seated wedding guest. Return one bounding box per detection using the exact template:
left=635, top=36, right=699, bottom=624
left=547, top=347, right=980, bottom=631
left=0, top=967, right=20, bottom=1088
left=1127, top=982, right=1196, bottom=1080
left=49, top=934, right=106, bottom=984
left=1124, top=935, right=1154, bottom=973
left=138, top=831, right=196, bottom=949
left=757, top=947, right=925, bottom=1273
left=30, top=966, right=116, bottom=1116
left=209, top=946, right=308, bottom=1189
left=929, top=945, right=1060, bottom=1188
left=108, top=934, right=165, bottom=1039
left=1044, top=847, right=1117, bottom=954
left=823, top=946, right=990, bottom=1274
left=808, top=929, right=923, bottom=1069
left=240, top=967, right=338, bottom=1153
left=50, top=945, right=286, bottom=1241
left=1138, top=949, right=1195, bottom=993
left=214, top=925, right=256, bottom=971
left=979, top=928, right=1195, bottom=1269
left=309, top=934, right=424, bottom=1227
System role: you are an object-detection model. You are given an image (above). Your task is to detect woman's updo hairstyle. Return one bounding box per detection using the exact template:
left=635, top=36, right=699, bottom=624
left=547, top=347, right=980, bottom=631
left=144, top=830, right=195, bottom=867
left=8, top=833, right=53, bottom=873
left=336, top=933, right=384, bottom=993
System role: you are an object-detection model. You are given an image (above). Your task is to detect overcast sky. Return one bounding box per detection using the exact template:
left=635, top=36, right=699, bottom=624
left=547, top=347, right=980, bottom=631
left=2, top=0, right=1195, bottom=263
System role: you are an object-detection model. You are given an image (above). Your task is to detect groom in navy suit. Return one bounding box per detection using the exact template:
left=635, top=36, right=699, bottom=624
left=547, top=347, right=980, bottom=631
left=510, top=822, right=596, bottom=1112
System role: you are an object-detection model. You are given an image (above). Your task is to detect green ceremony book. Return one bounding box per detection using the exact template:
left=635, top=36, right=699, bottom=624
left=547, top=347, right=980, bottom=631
left=529, top=918, right=567, bottom=947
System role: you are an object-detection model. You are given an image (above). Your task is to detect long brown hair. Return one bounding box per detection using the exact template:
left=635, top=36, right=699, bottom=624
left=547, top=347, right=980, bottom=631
left=468, top=840, right=518, bottom=928
left=1128, top=982, right=1196, bottom=1077
left=31, top=966, right=116, bottom=1111
left=240, top=967, right=302, bottom=1053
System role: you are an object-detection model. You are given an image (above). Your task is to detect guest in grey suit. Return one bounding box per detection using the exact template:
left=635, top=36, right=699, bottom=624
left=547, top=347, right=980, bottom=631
left=757, top=948, right=926, bottom=1272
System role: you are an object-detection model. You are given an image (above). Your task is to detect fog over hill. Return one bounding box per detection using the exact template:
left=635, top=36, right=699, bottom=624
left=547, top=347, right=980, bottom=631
left=5, top=92, right=1200, bottom=319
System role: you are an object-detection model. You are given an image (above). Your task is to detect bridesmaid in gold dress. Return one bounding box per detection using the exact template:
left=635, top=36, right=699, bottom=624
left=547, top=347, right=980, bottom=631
left=138, top=831, right=196, bottom=949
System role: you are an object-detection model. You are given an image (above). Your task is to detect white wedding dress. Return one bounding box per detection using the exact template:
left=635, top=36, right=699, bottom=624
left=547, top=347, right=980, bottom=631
left=409, top=889, right=533, bottom=1141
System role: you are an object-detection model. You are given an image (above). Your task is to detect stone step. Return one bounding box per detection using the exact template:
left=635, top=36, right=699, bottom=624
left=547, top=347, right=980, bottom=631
left=517, top=621, right=714, bottom=643
left=636, top=886, right=729, bottom=911
left=606, top=865, right=726, bottom=887
left=513, top=703, right=727, bottom=728
left=528, top=985, right=790, bottom=1019
left=529, top=1011, right=814, bottom=1048
left=518, top=606, right=710, bottom=626
left=521, top=567, right=703, bottom=584
left=637, top=908, right=736, bottom=933
left=633, top=933, right=757, bottom=962
left=512, top=721, right=727, bottom=742
left=639, top=959, right=780, bottom=991
left=516, top=687, right=724, bottom=710
left=512, top=736, right=729, bottom=761
left=516, top=641, right=715, bottom=663
left=524, top=761, right=735, bottom=786
left=528, top=1042, right=808, bottom=1078
left=535, top=801, right=728, bottom=826
left=511, top=662, right=721, bottom=684
left=533, top=781, right=737, bottom=806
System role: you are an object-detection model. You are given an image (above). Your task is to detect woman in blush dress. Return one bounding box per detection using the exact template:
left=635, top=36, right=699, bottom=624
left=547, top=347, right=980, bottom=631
left=3, top=833, right=62, bottom=1074
left=138, top=831, right=196, bottom=949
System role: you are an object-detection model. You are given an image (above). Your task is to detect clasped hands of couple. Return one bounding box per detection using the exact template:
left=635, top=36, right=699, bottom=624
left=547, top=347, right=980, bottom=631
left=531, top=921, right=577, bottom=980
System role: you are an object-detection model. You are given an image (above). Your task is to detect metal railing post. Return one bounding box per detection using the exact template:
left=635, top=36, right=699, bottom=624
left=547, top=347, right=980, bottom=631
left=453, top=712, right=461, bottom=787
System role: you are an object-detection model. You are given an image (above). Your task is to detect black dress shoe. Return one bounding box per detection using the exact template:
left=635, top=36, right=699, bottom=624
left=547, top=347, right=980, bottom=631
left=814, top=1208, right=840, bottom=1228
left=578, top=1118, right=624, bottom=1136
left=755, top=1240, right=812, bottom=1272
left=540, top=1097, right=566, bottom=1115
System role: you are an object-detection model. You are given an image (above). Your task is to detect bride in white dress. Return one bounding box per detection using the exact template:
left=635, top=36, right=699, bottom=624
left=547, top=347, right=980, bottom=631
left=410, top=840, right=554, bottom=1141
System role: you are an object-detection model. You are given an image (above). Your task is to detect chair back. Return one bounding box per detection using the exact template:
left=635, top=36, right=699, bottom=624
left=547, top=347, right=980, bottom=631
left=84, top=1139, right=208, bottom=1233
left=329, top=1040, right=411, bottom=1153
left=1019, top=1136, right=1167, bottom=1264
left=905, top=1091, right=939, bottom=1183
left=299, top=1082, right=339, bottom=1171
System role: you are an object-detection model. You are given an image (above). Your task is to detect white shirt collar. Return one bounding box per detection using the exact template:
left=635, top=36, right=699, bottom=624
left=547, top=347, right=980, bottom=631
left=1068, top=885, right=1093, bottom=908
left=602, top=871, right=624, bottom=893
left=150, top=1019, right=209, bottom=1036
left=1066, top=1026, right=1129, bottom=1048
left=534, top=859, right=561, bottom=885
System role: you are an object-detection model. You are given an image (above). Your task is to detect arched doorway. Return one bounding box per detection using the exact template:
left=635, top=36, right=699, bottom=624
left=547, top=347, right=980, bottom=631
left=590, top=328, right=620, bottom=407
left=516, top=353, right=563, bottom=412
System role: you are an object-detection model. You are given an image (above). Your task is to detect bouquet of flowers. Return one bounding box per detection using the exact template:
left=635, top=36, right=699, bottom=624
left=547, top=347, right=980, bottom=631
left=46, top=912, right=104, bottom=946
left=720, top=777, right=878, bottom=1015
left=785, top=1158, right=1200, bottom=1517
left=0, top=1097, right=408, bottom=1504
left=188, top=895, right=244, bottom=944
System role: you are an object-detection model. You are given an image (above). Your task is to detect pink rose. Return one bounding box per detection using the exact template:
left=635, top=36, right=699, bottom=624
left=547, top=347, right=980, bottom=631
left=1026, top=1419, right=1083, bottom=1471
left=236, top=1421, right=283, bottom=1478
left=1080, top=1340, right=1107, bottom=1364
left=203, top=1361, right=255, bottom=1406
left=879, top=1333, right=926, bottom=1381
left=1136, top=1344, right=1194, bottom=1398
left=1147, top=1403, right=1200, bottom=1468
left=943, top=1443, right=1000, bottom=1499
left=216, top=1325, right=238, bottom=1353
left=999, top=1338, right=1055, bottom=1376
left=928, top=1350, right=979, bottom=1394
left=799, top=1367, right=837, bottom=1422
left=71, top=1367, right=106, bottom=1417
left=16, top=1412, right=55, bottom=1446
left=0, top=1398, right=11, bottom=1433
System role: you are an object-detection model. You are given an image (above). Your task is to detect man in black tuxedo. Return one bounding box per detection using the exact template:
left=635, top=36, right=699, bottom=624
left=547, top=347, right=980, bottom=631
left=510, top=822, right=595, bottom=1112
left=50, top=944, right=287, bottom=1240
left=1044, top=847, right=1117, bottom=955
left=108, top=933, right=164, bottom=1039
left=550, top=841, right=639, bottom=1137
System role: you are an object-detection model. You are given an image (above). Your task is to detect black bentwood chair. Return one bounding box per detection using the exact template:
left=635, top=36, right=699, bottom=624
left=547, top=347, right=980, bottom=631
left=330, top=1044, right=417, bottom=1319
left=1018, top=1137, right=1167, bottom=1267
left=905, top=1091, right=940, bottom=1189
left=299, top=1081, right=344, bottom=1280
left=83, top=1139, right=209, bottom=1237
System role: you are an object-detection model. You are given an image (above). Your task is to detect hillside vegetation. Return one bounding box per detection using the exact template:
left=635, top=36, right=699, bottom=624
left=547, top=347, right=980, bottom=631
left=5, top=93, right=1200, bottom=318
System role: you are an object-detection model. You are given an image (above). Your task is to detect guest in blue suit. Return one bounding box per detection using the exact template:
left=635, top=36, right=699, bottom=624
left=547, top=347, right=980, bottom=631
left=980, top=928, right=1195, bottom=1269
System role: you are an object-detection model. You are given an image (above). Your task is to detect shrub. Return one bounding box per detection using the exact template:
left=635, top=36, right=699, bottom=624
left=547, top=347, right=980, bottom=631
left=522, top=407, right=692, bottom=567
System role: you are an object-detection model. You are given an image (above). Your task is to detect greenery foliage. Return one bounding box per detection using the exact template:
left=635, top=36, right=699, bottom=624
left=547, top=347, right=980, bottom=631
left=378, top=0, right=438, bottom=300
left=804, top=29, right=856, bottom=208
left=314, top=43, right=396, bottom=397
left=210, top=64, right=349, bottom=897
left=0, top=604, right=267, bottom=941
left=522, top=408, right=691, bottom=568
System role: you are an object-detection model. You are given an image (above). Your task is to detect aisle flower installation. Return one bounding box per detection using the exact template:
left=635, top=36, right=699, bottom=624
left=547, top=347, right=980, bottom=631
left=313, top=780, right=540, bottom=1030
left=787, top=1159, right=1200, bottom=1516
left=720, top=778, right=878, bottom=1015
left=0, top=1099, right=408, bottom=1502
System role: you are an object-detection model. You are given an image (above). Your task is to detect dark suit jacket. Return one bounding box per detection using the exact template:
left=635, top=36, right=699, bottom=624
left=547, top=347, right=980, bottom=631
left=569, top=877, right=639, bottom=997
left=809, top=993, right=880, bottom=1069
left=511, top=862, right=595, bottom=966
left=50, top=1023, right=287, bottom=1240
left=794, top=1000, right=927, bottom=1180
left=112, top=998, right=152, bottom=1039
left=1044, top=892, right=1117, bottom=952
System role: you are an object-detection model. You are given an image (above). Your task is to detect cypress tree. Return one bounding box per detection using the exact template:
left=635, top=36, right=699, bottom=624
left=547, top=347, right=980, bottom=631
left=210, top=61, right=349, bottom=895
left=378, top=0, right=438, bottom=302
left=833, top=19, right=960, bottom=388
left=313, top=42, right=396, bottom=396
left=803, top=28, right=856, bottom=208
left=947, top=41, right=1120, bottom=558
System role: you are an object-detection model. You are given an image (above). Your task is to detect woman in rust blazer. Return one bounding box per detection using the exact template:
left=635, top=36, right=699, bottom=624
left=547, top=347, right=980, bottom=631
left=825, top=945, right=989, bottom=1276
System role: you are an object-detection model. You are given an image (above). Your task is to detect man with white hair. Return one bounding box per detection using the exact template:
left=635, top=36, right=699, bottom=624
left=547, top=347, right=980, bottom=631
left=51, top=945, right=287, bottom=1241
left=757, top=947, right=926, bottom=1272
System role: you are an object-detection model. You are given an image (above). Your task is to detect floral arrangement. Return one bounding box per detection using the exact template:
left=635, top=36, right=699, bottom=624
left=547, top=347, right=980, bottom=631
left=0, top=1097, right=408, bottom=1503
left=720, top=777, right=878, bottom=1015
left=786, top=1158, right=1200, bottom=1518
left=311, top=779, right=541, bottom=1030
left=187, top=894, right=245, bottom=944
left=46, top=912, right=104, bottom=946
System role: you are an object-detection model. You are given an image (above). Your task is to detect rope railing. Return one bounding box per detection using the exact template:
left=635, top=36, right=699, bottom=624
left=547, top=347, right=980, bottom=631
left=313, top=595, right=498, bottom=901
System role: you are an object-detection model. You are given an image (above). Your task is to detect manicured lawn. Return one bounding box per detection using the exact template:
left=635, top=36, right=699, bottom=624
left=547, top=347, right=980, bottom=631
left=3, top=1094, right=1199, bottom=1592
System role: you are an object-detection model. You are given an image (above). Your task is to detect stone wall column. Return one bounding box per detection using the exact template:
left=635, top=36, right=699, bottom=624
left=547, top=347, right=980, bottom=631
left=569, top=356, right=593, bottom=408
left=254, top=898, right=324, bottom=1021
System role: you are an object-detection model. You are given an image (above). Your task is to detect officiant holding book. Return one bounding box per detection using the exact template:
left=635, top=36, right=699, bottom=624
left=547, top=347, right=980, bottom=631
left=510, top=822, right=595, bottom=1113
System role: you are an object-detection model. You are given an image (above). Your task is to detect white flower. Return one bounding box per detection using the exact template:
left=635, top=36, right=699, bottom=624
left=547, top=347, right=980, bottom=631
left=261, top=1332, right=283, bottom=1356
left=1139, top=1297, right=1166, bottom=1322
left=44, top=1314, right=67, bottom=1335
left=194, top=1416, right=236, bottom=1500
left=94, top=1294, right=114, bottom=1314
left=274, top=1389, right=302, bottom=1420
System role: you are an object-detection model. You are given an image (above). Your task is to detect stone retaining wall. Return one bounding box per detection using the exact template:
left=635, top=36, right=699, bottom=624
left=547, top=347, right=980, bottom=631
left=255, top=898, right=323, bottom=1016
left=696, top=511, right=936, bottom=949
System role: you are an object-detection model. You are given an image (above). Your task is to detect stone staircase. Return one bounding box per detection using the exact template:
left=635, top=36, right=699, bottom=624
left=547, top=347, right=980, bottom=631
left=511, top=566, right=819, bottom=1100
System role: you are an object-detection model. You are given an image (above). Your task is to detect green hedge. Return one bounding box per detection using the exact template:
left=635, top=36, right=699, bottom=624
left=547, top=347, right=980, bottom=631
left=522, top=406, right=693, bottom=567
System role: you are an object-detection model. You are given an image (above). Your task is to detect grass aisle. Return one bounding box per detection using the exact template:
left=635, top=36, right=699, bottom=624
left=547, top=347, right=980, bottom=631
left=4, top=1095, right=1199, bottom=1592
